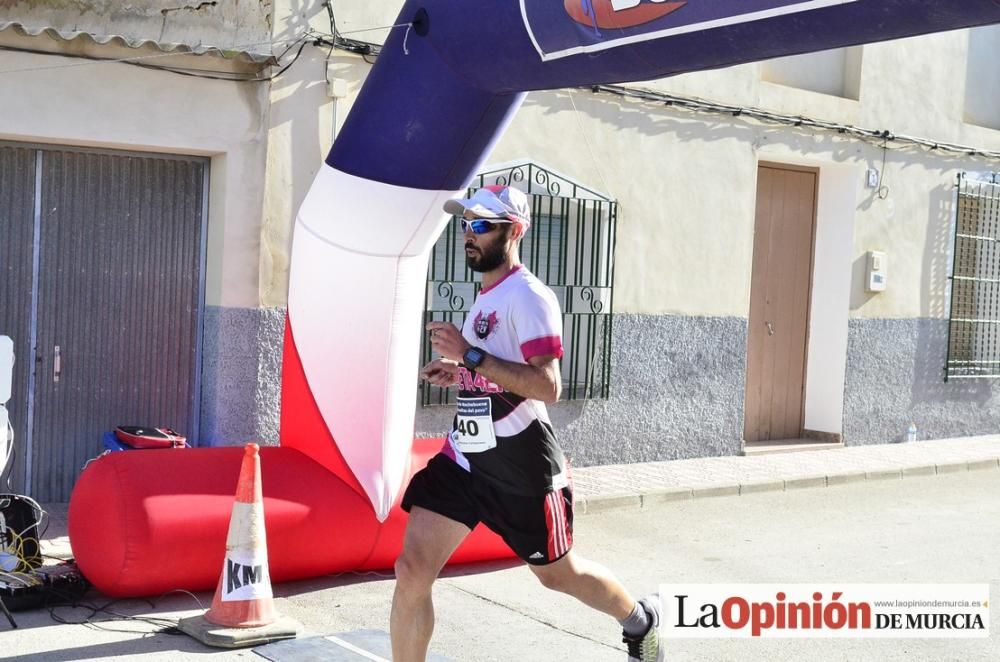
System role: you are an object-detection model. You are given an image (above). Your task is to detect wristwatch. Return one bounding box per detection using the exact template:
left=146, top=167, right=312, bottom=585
left=463, top=346, right=487, bottom=372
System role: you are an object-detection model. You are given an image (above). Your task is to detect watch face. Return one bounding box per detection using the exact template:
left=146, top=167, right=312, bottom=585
left=466, top=348, right=484, bottom=365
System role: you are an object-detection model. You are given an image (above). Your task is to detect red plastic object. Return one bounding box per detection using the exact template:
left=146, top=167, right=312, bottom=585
left=114, top=426, right=187, bottom=449
left=69, top=315, right=516, bottom=597
left=68, top=439, right=515, bottom=597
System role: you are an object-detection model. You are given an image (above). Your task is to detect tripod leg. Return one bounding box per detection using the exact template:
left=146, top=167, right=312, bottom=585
left=0, top=594, right=16, bottom=629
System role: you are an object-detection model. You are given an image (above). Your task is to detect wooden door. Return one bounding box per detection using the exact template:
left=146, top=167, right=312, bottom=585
left=744, top=164, right=818, bottom=442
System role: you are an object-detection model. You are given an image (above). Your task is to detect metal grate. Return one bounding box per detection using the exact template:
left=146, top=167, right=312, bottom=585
left=946, top=172, right=1000, bottom=380
left=420, top=163, right=617, bottom=405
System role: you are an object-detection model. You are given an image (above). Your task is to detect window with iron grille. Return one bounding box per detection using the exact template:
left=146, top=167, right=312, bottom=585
left=946, top=173, right=1000, bottom=380
left=420, top=163, right=617, bottom=405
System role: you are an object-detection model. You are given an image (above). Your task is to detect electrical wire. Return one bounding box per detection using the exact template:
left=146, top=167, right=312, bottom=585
left=877, top=136, right=891, bottom=200
left=0, top=35, right=289, bottom=74
left=585, top=83, right=1000, bottom=163
left=0, top=495, right=46, bottom=574
left=32, top=582, right=208, bottom=635
left=0, top=32, right=315, bottom=81
left=47, top=593, right=185, bottom=635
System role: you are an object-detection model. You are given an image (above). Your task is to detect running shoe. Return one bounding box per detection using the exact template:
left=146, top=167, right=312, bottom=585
left=623, top=594, right=663, bottom=661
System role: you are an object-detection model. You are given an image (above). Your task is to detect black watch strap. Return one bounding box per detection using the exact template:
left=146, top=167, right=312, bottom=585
left=463, top=346, right=487, bottom=371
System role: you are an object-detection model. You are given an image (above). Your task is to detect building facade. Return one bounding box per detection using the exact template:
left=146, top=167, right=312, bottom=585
left=1, top=1, right=998, bottom=500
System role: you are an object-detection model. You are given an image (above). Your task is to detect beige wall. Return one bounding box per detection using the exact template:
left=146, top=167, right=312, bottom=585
left=258, top=2, right=1000, bottom=322
left=259, top=1, right=384, bottom=306
left=0, top=46, right=270, bottom=308
left=6, top=1, right=997, bottom=317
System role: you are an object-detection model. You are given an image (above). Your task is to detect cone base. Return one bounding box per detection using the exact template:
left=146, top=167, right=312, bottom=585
left=177, top=614, right=301, bottom=649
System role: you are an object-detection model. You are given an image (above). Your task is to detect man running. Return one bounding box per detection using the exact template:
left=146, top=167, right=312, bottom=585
left=391, top=185, right=663, bottom=662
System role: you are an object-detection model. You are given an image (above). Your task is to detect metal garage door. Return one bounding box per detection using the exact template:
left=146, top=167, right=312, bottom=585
left=0, top=143, right=208, bottom=501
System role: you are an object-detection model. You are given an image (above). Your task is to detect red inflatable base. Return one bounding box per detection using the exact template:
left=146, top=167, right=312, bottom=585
left=68, top=439, right=515, bottom=597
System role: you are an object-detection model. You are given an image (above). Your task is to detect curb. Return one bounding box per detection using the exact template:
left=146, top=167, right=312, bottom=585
left=575, top=457, right=1000, bottom=516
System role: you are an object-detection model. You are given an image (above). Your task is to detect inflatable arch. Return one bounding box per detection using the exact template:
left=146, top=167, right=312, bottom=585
left=71, top=1, right=1000, bottom=596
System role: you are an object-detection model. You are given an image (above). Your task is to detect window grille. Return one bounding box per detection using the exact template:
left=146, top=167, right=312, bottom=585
left=420, top=163, right=617, bottom=405
left=946, top=173, right=1000, bottom=380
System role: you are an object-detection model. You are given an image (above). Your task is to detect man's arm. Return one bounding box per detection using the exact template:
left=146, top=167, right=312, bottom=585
left=476, top=353, right=561, bottom=404
left=426, top=321, right=562, bottom=403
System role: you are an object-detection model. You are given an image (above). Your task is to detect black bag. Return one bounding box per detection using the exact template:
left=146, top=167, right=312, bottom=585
left=0, top=494, right=43, bottom=572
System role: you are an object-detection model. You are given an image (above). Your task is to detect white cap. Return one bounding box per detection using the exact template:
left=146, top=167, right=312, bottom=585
left=443, top=185, right=531, bottom=229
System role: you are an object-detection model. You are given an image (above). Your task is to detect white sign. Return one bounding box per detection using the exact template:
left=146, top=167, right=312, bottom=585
left=658, top=584, right=990, bottom=638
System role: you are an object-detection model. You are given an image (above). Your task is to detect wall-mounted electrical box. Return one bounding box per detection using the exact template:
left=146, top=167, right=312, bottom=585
left=866, top=250, right=887, bottom=293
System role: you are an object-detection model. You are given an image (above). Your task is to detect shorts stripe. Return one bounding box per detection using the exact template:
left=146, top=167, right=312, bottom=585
left=555, top=491, right=568, bottom=554
left=545, top=491, right=570, bottom=560
left=545, top=492, right=558, bottom=559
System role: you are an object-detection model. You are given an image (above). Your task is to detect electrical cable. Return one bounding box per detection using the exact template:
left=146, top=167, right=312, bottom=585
left=0, top=32, right=316, bottom=81
left=0, top=35, right=295, bottom=74
left=877, top=134, right=891, bottom=200
left=43, top=585, right=209, bottom=635
left=585, top=83, right=1000, bottom=163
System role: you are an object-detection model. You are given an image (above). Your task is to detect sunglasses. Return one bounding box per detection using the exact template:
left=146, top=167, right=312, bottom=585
left=461, top=218, right=512, bottom=234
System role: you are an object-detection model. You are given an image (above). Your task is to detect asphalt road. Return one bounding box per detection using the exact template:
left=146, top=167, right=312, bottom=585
left=4, top=468, right=999, bottom=661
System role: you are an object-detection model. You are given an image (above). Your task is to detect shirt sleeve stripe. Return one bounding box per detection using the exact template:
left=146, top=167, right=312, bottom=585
left=520, top=335, right=564, bottom=361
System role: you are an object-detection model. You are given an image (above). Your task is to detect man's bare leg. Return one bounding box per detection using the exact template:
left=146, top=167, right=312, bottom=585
left=528, top=550, right=635, bottom=620
left=391, top=507, right=471, bottom=662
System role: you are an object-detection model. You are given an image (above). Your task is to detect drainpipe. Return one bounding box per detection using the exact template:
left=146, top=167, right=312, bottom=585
left=326, top=61, right=348, bottom=145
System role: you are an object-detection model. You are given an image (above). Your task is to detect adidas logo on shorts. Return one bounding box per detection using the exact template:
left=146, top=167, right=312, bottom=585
left=529, top=552, right=545, bottom=560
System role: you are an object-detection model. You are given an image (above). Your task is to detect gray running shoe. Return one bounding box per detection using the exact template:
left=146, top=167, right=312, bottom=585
left=623, top=595, right=663, bottom=661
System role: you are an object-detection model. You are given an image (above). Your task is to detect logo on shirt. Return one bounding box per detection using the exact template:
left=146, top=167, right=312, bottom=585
left=473, top=310, right=500, bottom=340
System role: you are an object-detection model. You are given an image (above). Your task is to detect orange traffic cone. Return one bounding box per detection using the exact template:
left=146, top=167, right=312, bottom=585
left=204, top=443, right=277, bottom=628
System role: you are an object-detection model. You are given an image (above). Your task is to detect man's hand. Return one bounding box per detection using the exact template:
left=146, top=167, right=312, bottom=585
left=420, top=358, right=461, bottom=387
left=427, top=321, right=471, bottom=363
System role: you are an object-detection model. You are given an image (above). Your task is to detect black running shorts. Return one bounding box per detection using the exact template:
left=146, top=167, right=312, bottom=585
left=401, top=453, right=574, bottom=565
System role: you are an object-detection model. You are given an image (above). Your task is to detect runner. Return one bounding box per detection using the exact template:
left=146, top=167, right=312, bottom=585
left=391, top=185, right=663, bottom=662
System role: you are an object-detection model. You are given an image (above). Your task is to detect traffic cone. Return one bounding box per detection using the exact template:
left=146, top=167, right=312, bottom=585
left=178, top=443, right=299, bottom=647
left=204, top=442, right=276, bottom=627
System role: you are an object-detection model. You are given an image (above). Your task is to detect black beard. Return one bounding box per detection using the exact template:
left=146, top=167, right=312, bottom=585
left=466, top=236, right=508, bottom=273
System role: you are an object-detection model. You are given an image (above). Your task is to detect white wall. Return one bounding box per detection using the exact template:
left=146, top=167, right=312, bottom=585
left=0, top=47, right=270, bottom=308
left=761, top=47, right=862, bottom=99
left=258, top=6, right=1000, bottom=323
left=964, top=25, right=1000, bottom=131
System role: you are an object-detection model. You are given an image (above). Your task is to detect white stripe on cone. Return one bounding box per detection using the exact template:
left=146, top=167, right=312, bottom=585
left=221, top=502, right=272, bottom=602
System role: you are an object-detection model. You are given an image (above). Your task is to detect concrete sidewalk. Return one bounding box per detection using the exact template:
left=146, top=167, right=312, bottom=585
left=36, top=434, right=1000, bottom=558
left=571, top=434, right=1000, bottom=514
left=12, top=434, right=1000, bottom=661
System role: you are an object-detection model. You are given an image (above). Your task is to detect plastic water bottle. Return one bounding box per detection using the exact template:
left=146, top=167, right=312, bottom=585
left=906, top=422, right=917, bottom=442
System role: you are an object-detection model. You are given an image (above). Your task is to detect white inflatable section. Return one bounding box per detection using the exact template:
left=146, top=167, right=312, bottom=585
left=288, top=165, right=464, bottom=521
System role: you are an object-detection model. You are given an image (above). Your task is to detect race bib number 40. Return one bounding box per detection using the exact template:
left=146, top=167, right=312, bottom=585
left=455, top=397, right=498, bottom=454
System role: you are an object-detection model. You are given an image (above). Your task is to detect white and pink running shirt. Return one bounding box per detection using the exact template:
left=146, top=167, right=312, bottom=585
left=442, top=265, right=569, bottom=495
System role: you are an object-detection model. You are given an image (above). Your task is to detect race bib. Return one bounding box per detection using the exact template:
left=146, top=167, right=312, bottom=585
left=454, top=397, right=497, bottom=454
